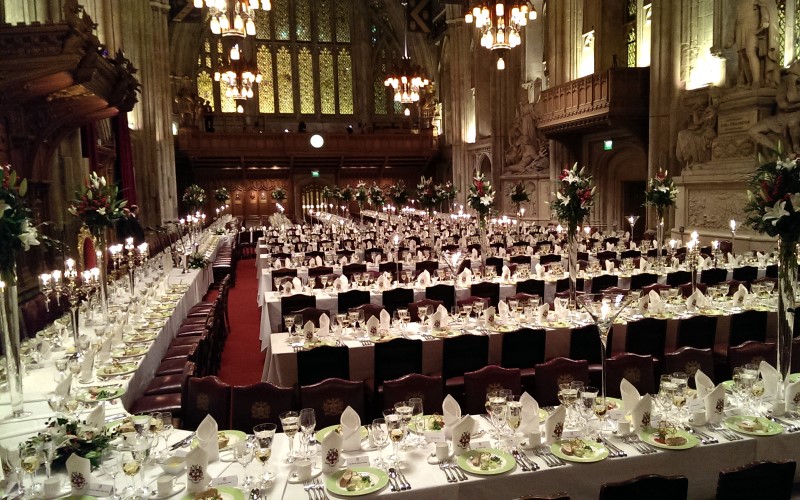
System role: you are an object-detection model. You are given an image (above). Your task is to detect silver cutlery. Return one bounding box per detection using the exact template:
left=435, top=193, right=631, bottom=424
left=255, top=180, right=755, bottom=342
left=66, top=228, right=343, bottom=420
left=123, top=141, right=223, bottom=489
left=690, top=426, right=718, bottom=444
left=532, top=446, right=554, bottom=467
left=599, top=436, right=626, bottom=457
left=766, top=414, right=798, bottom=432
left=438, top=461, right=456, bottom=483
left=682, top=425, right=708, bottom=445
left=397, top=467, right=411, bottom=490
left=511, top=449, right=530, bottom=471
left=387, top=467, right=401, bottom=490
left=303, top=480, right=317, bottom=499
left=707, top=423, right=741, bottom=441
left=516, top=449, right=539, bottom=470
left=449, top=461, right=468, bottom=480
left=169, top=432, right=196, bottom=450
left=313, top=478, right=329, bottom=499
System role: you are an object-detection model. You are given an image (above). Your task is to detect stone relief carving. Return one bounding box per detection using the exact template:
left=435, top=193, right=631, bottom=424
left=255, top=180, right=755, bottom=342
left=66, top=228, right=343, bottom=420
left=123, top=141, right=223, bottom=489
left=687, top=190, right=747, bottom=229
left=676, top=89, right=720, bottom=167
left=712, top=136, right=756, bottom=159
left=727, top=0, right=780, bottom=89
left=504, top=98, right=549, bottom=175
left=749, top=60, right=800, bottom=154
left=503, top=179, right=538, bottom=217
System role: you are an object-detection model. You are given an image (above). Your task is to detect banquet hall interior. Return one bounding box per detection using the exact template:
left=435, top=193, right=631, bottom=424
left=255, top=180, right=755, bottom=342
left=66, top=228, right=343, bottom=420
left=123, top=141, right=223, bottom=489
left=2, top=0, right=800, bottom=498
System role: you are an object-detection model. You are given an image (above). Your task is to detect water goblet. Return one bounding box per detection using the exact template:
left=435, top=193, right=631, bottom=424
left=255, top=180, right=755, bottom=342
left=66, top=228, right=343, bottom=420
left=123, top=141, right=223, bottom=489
left=130, top=436, right=151, bottom=498
left=417, top=305, right=429, bottom=331
left=253, top=423, right=277, bottom=485
left=101, top=448, right=123, bottom=500
left=284, top=315, right=296, bottom=336
left=371, top=418, right=388, bottom=467
left=298, top=408, right=316, bottom=459
left=233, top=438, right=255, bottom=487
left=408, top=397, right=424, bottom=446
left=579, top=386, right=599, bottom=436
left=393, top=401, right=413, bottom=449
left=279, top=411, right=299, bottom=463
left=19, top=446, right=40, bottom=499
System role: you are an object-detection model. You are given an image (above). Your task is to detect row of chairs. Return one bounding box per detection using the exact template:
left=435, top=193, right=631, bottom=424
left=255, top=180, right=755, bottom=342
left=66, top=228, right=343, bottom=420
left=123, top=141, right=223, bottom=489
left=129, top=276, right=231, bottom=420
left=516, top=460, right=796, bottom=500
left=212, top=236, right=238, bottom=285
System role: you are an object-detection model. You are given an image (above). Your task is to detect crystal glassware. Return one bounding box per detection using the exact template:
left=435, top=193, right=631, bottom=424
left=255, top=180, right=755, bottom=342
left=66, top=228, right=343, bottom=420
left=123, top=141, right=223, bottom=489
left=253, top=423, right=277, bottom=484
left=371, top=418, right=388, bottom=467
left=298, top=408, right=316, bottom=459
left=279, top=410, right=299, bottom=463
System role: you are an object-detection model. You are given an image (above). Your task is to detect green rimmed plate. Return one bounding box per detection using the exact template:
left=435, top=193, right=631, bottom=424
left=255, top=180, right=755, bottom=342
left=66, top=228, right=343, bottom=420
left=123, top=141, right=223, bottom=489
left=724, top=415, right=783, bottom=436
left=639, top=427, right=699, bottom=450
left=180, top=486, right=244, bottom=500
left=123, top=332, right=157, bottom=344
left=325, top=466, right=389, bottom=496
left=191, top=430, right=247, bottom=450
left=111, top=345, right=148, bottom=359
left=96, top=362, right=138, bottom=377
left=430, top=329, right=460, bottom=338
left=550, top=439, right=609, bottom=462
left=315, top=425, right=368, bottom=443
left=76, top=385, right=126, bottom=403
left=457, top=448, right=516, bottom=475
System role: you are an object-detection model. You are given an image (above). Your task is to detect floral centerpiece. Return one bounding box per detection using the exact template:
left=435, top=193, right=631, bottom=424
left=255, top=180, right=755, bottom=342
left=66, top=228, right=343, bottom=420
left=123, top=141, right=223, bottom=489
left=388, top=181, right=409, bottom=207
left=644, top=168, right=678, bottom=251
left=321, top=185, right=333, bottom=209
left=744, top=148, right=800, bottom=385
left=183, top=184, right=206, bottom=213
left=551, top=163, right=595, bottom=301
left=467, top=171, right=495, bottom=266
left=188, top=252, right=210, bottom=269
left=68, top=172, right=127, bottom=238
left=25, top=416, right=117, bottom=470
left=214, top=187, right=230, bottom=203
left=339, top=185, right=353, bottom=203
left=438, top=181, right=457, bottom=212
left=369, top=183, right=385, bottom=207
left=509, top=182, right=530, bottom=214
left=417, top=176, right=440, bottom=214
left=0, top=165, right=39, bottom=417
left=271, top=186, right=287, bottom=203
left=354, top=181, right=368, bottom=206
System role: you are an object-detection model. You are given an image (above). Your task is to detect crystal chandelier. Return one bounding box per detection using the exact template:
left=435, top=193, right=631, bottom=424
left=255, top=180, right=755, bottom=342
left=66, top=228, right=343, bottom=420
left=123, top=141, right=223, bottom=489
left=214, top=44, right=262, bottom=113
left=193, top=0, right=270, bottom=38
left=384, top=1, right=430, bottom=106
left=465, top=1, right=537, bottom=69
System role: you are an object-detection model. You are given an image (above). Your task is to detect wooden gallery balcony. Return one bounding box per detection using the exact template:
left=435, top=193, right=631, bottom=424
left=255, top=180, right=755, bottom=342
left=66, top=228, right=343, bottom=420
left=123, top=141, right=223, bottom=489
left=537, top=67, right=650, bottom=136
left=176, top=127, right=438, bottom=173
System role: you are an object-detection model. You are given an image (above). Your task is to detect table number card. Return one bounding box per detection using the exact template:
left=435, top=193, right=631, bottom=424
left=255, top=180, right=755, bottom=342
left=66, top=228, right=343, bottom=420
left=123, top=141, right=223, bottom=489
left=211, top=475, right=238, bottom=487
left=470, top=439, right=491, bottom=450
left=87, top=484, right=114, bottom=497
left=424, top=431, right=445, bottom=443
left=345, top=456, right=370, bottom=466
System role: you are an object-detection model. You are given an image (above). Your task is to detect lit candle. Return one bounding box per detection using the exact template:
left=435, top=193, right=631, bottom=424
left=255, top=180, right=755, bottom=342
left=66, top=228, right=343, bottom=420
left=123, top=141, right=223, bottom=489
left=65, top=258, right=75, bottom=270
left=730, top=220, right=737, bottom=231
left=712, top=240, right=719, bottom=251
left=690, top=231, right=699, bottom=241
left=669, top=239, right=677, bottom=249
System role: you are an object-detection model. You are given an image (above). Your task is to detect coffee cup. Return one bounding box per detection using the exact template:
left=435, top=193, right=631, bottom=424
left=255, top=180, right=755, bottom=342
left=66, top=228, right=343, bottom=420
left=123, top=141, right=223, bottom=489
left=692, top=410, right=707, bottom=426
left=773, top=401, right=786, bottom=417
left=43, top=477, right=63, bottom=498
left=295, top=459, right=313, bottom=481
left=157, top=476, right=176, bottom=496
left=435, top=442, right=450, bottom=461
left=617, top=420, right=631, bottom=435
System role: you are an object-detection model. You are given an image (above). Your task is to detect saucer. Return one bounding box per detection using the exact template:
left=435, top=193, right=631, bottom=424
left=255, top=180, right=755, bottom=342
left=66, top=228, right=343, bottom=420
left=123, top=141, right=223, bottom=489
left=152, top=481, right=186, bottom=499
left=287, top=467, right=323, bottom=483
left=426, top=451, right=454, bottom=464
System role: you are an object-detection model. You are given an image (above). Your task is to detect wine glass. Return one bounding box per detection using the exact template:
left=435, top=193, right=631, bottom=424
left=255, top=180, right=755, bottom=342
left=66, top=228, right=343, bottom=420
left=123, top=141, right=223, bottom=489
left=461, top=303, right=473, bottom=323
left=473, top=300, right=485, bottom=322
left=393, top=401, right=413, bottom=449
left=417, top=305, right=429, bottom=331
left=371, top=418, right=388, bottom=468
left=101, top=448, right=123, bottom=500
left=627, top=215, right=639, bottom=240
left=579, top=386, right=599, bottom=437
left=385, top=414, right=406, bottom=466
left=320, top=275, right=329, bottom=290
left=397, top=308, right=409, bottom=331
left=284, top=315, right=296, bottom=335
left=348, top=309, right=360, bottom=336
left=159, top=412, right=173, bottom=451
left=408, top=397, right=424, bottom=446
left=19, top=446, right=40, bottom=499
left=577, top=293, right=632, bottom=431
left=506, top=400, right=523, bottom=446
left=299, top=408, right=316, bottom=459
left=39, top=439, right=55, bottom=480
left=279, top=410, right=299, bottom=463
left=356, top=309, right=366, bottom=339
left=54, top=358, right=68, bottom=382
left=121, top=448, right=141, bottom=497
left=233, top=438, right=255, bottom=488
left=253, top=423, right=277, bottom=485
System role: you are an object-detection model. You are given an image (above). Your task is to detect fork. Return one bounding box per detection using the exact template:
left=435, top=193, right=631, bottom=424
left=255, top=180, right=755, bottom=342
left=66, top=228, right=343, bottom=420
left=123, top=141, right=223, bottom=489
left=708, top=423, right=741, bottom=441
left=516, top=448, right=540, bottom=470
left=766, top=414, right=798, bottom=432
left=599, top=436, right=626, bottom=457
left=397, top=468, right=411, bottom=490
left=438, top=461, right=456, bottom=482
left=532, top=446, right=555, bottom=467
left=303, top=480, right=317, bottom=500
left=313, top=478, right=329, bottom=499
left=449, top=461, right=469, bottom=480
left=511, top=449, right=530, bottom=471
left=682, top=424, right=708, bottom=445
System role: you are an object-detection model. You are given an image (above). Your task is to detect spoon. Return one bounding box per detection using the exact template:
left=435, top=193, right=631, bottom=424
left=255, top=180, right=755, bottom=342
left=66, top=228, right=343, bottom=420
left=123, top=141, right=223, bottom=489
left=387, top=467, right=400, bottom=492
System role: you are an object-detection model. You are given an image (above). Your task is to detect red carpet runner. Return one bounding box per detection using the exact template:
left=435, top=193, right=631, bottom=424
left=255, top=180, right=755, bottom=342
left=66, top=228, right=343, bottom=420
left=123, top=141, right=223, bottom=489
left=217, top=258, right=266, bottom=385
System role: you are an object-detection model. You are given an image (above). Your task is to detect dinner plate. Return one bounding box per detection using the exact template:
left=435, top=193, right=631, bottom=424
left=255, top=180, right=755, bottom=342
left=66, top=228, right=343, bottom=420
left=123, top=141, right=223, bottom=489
left=724, top=415, right=783, bottom=436
left=325, top=466, right=389, bottom=496
left=315, top=425, right=368, bottom=443
left=180, top=486, right=244, bottom=500
left=550, top=439, right=609, bottom=462
left=76, top=385, right=126, bottom=403
left=457, top=448, right=516, bottom=475
left=191, top=430, right=247, bottom=450
left=123, top=332, right=157, bottom=344
left=638, top=428, right=699, bottom=450
left=96, top=363, right=138, bottom=377
left=111, top=346, right=148, bottom=359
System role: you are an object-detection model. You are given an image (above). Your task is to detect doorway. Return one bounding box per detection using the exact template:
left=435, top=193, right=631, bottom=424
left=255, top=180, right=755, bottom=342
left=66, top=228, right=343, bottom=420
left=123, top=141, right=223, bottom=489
left=621, top=181, right=646, bottom=240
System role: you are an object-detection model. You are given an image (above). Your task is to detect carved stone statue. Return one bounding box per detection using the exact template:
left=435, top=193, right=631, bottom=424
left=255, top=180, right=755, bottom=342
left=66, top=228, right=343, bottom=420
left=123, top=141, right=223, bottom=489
left=174, top=88, right=203, bottom=128
left=728, top=0, right=780, bottom=88
left=749, top=61, right=800, bottom=153
left=676, top=90, right=719, bottom=167
left=505, top=99, right=549, bottom=174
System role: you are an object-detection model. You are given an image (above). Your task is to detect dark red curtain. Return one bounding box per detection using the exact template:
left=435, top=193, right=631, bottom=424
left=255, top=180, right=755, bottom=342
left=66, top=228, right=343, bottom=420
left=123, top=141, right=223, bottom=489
left=114, top=114, right=137, bottom=205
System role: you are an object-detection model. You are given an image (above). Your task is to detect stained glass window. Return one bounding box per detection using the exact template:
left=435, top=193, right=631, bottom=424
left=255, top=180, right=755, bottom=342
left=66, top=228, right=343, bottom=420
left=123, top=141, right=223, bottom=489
left=335, top=0, right=352, bottom=42
left=296, top=0, right=311, bottom=41
left=257, top=45, right=275, bottom=113
left=373, top=79, right=387, bottom=115
left=276, top=47, right=294, bottom=113
left=298, top=47, right=315, bottom=114
left=255, top=10, right=270, bottom=40
left=197, top=71, right=214, bottom=111
left=627, top=27, right=637, bottom=68
left=274, top=0, right=290, bottom=41
left=625, top=0, right=636, bottom=22
left=319, top=48, right=335, bottom=114
left=317, top=0, right=332, bottom=42
left=220, top=93, right=236, bottom=113
left=337, top=48, right=353, bottom=114
left=777, top=0, right=786, bottom=66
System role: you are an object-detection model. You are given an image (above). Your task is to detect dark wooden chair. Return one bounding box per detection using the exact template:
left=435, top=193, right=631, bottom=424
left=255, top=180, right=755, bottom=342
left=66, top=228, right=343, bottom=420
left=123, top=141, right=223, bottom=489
left=426, top=284, right=456, bottom=312
left=183, top=376, right=231, bottom=431
left=676, top=315, right=718, bottom=350
left=382, top=288, right=415, bottom=316
left=533, top=358, right=589, bottom=407
left=463, top=365, right=522, bottom=415
left=308, top=266, right=333, bottom=278
left=665, top=347, right=714, bottom=388
left=354, top=303, right=385, bottom=322
left=699, top=268, right=728, bottom=286
left=230, top=382, right=294, bottom=432
left=501, top=328, right=546, bottom=393
left=415, top=260, right=439, bottom=274
left=666, top=270, right=692, bottom=287
left=625, top=317, right=667, bottom=365
left=590, top=274, right=619, bottom=294
left=280, top=294, right=317, bottom=331
left=408, top=299, right=443, bottom=322
left=731, top=265, right=758, bottom=283
left=293, top=307, right=329, bottom=328
left=516, top=278, right=546, bottom=297
left=337, top=289, right=370, bottom=313
left=470, top=281, right=501, bottom=308
left=605, top=353, right=656, bottom=398
left=727, top=341, right=777, bottom=371
left=296, top=345, right=349, bottom=386
left=341, top=263, right=367, bottom=279
left=569, top=324, right=603, bottom=386
left=599, top=474, right=688, bottom=500
left=716, top=460, right=796, bottom=500
left=382, top=374, right=444, bottom=414
left=630, top=272, right=659, bottom=290
left=441, top=335, right=489, bottom=402
left=374, top=338, right=423, bottom=389
left=299, top=378, right=366, bottom=429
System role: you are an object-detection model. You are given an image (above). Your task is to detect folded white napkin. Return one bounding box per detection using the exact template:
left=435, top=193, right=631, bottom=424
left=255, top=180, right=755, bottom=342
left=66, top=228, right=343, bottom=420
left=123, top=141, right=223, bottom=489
left=785, top=379, right=800, bottom=409
left=341, top=406, right=362, bottom=452
left=56, top=374, right=72, bottom=397
left=757, top=252, right=767, bottom=266
left=605, top=260, right=615, bottom=272
left=380, top=309, right=391, bottom=330
left=498, top=301, right=509, bottom=322
left=631, top=394, right=653, bottom=432
left=292, top=277, right=303, bottom=291
left=732, top=284, right=749, bottom=307
left=320, top=426, right=343, bottom=472
left=339, top=256, right=348, bottom=266
left=66, top=454, right=92, bottom=495
left=366, top=316, right=380, bottom=336
left=483, top=306, right=496, bottom=324
left=535, top=263, right=544, bottom=278
left=318, top=314, right=330, bottom=336
left=442, top=395, right=461, bottom=439
left=430, top=309, right=449, bottom=330
left=647, top=290, right=665, bottom=315
left=727, top=253, right=742, bottom=266
left=519, top=392, right=541, bottom=435
left=416, top=250, right=424, bottom=261
left=554, top=298, right=568, bottom=321
left=80, top=351, right=95, bottom=383
left=704, top=384, right=726, bottom=424
left=302, top=321, right=315, bottom=338
left=637, top=294, right=649, bottom=315
left=333, top=275, right=348, bottom=292
left=695, top=369, right=715, bottom=400
left=620, top=379, right=641, bottom=415
left=0, top=445, right=19, bottom=482
left=471, top=248, right=478, bottom=260
left=544, top=405, right=566, bottom=444
left=417, top=270, right=431, bottom=287
left=578, top=243, right=587, bottom=252
left=85, top=404, right=105, bottom=430
left=316, top=256, right=323, bottom=266
left=273, top=258, right=283, bottom=269
left=607, top=242, right=614, bottom=251
left=502, top=265, right=511, bottom=281
left=499, top=247, right=506, bottom=256
left=458, top=268, right=472, bottom=287
left=373, top=254, right=381, bottom=264
left=639, top=258, right=651, bottom=271
left=409, top=240, right=417, bottom=252
left=686, top=289, right=708, bottom=309
left=759, top=361, right=781, bottom=399
left=630, top=241, right=638, bottom=250
left=40, top=339, right=52, bottom=360
left=451, top=415, right=475, bottom=456
left=282, top=281, right=293, bottom=294
left=185, top=446, right=210, bottom=493
left=671, top=256, right=680, bottom=268
left=196, top=414, right=219, bottom=463
left=537, top=304, right=550, bottom=322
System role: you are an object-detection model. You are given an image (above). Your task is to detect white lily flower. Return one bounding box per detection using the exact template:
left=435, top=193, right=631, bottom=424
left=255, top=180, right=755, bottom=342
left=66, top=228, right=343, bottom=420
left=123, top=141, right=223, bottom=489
left=480, top=195, right=493, bottom=206
left=97, top=207, right=107, bottom=216
left=18, top=221, right=40, bottom=250
left=776, top=158, right=796, bottom=171
left=0, top=199, right=9, bottom=220
left=763, top=200, right=789, bottom=226
left=788, top=193, right=800, bottom=212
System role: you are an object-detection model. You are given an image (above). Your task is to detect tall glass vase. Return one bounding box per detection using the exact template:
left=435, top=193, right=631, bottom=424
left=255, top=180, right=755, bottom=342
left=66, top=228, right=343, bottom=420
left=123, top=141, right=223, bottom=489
left=776, top=238, right=798, bottom=395
left=94, top=229, right=109, bottom=322
left=568, top=229, right=579, bottom=303
left=479, top=217, right=489, bottom=269
left=656, top=208, right=665, bottom=263
left=0, top=269, right=26, bottom=417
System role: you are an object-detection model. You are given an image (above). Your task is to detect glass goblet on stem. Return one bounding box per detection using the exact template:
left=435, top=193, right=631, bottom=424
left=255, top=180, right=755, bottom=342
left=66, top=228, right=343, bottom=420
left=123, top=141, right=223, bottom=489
left=279, top=410, right=299, bottom=463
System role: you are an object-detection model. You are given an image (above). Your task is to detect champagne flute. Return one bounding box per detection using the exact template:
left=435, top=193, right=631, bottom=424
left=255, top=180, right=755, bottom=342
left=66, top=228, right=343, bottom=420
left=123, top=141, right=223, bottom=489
left=253, top=423, right=277, bottom=484
left=122, top=449, right=141, bottom=497
left=386, top=414, right=406, bottom=466
left=408, top=397, right=424, bottom=447
left=131, top=437, right=151, bottom=497
left=279, top=410, right=299, bottom=463
left=234, top=438, right=255, bottom=488
left=101, top=448, right=123, bottom=500
left=299, top=408, right=316, bottom=459
left=371, top=418, right=388, bottom=468
left=284, top=315, right=296, bottom=336
left=417, top=305, right=429, bottom=331
left=19, top=446, right=40, bottom=499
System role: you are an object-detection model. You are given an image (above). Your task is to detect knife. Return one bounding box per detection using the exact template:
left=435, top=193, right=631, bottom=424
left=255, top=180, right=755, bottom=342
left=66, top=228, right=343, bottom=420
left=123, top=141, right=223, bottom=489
left=169, top=432, right=195, bottom=450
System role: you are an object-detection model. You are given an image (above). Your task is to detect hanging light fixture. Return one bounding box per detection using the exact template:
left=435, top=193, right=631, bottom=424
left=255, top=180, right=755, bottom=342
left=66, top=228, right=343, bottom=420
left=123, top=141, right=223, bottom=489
left=465, top=1, right=537, bottom=69
left=214, top=45, right=262, bottom=112
left=384, top=1, right=431, bottom=104
left=194, top=0, right=270, bottom=38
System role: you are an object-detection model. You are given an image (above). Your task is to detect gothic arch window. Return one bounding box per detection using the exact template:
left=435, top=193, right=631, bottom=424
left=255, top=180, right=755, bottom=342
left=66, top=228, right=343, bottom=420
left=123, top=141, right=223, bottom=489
left=371, top=21, right=403, bottom=117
